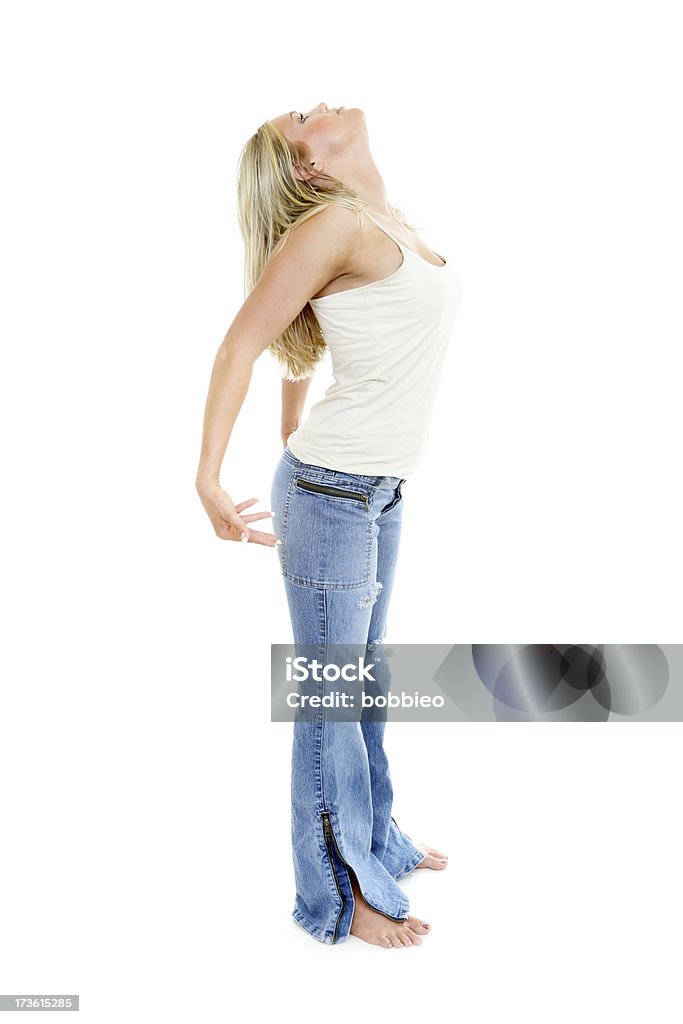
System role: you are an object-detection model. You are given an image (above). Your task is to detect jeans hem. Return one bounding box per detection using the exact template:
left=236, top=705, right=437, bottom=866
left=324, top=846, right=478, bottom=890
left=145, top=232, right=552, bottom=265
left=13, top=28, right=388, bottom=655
left=394, top=848, right=426, bottom=881
left=292, top=906, right=343, bottom=945
left=394, top=892, right=411, bottom=917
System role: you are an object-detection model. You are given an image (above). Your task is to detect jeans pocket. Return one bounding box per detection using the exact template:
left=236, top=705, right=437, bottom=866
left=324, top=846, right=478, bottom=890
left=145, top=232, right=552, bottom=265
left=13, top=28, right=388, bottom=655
left=281, top=474, right=373, bottom=588
left=294, top=477, right=370, bottom=507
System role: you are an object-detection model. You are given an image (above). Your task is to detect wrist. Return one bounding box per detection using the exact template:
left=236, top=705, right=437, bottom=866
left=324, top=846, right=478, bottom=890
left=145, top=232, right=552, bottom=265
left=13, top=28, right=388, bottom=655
left=195, top=468, right=220, bottom=492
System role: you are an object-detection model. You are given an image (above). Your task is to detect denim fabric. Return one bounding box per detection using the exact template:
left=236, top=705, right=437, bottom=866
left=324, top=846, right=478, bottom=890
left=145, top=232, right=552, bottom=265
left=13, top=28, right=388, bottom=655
left=270, top=446, right=425, bottom=944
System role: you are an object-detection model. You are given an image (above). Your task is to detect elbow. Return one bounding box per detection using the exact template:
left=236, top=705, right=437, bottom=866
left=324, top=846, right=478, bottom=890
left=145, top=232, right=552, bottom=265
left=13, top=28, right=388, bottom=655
left=217, top=332, right=258, bottom=368
left=219, top=329, right=267, bottom=367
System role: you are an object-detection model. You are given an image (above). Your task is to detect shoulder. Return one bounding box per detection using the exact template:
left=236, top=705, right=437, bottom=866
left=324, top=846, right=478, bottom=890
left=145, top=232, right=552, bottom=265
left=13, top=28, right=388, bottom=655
left=274, top=204, right=364, bottom=262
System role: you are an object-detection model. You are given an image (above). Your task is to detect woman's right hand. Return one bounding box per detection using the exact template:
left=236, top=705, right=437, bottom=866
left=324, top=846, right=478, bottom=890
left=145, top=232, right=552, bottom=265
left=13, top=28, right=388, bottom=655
left=196, top=479, right=279, bottom=547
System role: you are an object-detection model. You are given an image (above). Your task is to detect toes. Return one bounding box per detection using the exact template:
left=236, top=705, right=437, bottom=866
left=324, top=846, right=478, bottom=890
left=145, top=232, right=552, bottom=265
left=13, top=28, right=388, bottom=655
left=382, top=925, right=423, bottom=948
left=407, top=915, right=430, bottom=933
left=424, top=845, right=448, bottom=860
left=415, top=844, right=448, bottom=869
left=419, top=852, right=448, bottom=869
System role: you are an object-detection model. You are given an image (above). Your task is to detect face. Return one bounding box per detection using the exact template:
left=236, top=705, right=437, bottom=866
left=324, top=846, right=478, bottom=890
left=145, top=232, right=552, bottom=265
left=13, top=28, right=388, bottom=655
left=268, top=102, right=364, bottom=164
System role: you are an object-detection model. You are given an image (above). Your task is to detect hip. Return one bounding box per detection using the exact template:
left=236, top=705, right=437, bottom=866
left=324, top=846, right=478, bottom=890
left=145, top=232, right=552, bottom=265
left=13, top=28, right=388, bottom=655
left=270, top=447, right=404, bottom=589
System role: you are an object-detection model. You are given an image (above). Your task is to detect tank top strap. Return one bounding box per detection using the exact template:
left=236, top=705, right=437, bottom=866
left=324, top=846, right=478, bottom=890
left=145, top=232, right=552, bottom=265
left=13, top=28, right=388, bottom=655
left=362, top=209, right=447, bottom=267
left=362, top=209, right=406, bottom=251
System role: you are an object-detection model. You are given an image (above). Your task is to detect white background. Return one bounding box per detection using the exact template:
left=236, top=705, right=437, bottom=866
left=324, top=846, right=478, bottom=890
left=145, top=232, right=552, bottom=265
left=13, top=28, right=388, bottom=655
left=1, top=1, right=682, bottom=1021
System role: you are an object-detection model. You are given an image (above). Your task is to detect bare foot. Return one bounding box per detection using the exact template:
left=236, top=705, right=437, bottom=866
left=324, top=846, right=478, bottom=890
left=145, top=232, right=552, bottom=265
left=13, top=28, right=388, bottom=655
left=415, top=843, right=448, bottom=869
left=349, top=873, right=430, bottom=948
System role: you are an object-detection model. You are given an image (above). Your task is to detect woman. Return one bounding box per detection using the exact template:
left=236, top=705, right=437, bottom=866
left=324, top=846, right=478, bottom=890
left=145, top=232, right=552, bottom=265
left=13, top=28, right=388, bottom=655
left=196, top=102, right=463, bottom=948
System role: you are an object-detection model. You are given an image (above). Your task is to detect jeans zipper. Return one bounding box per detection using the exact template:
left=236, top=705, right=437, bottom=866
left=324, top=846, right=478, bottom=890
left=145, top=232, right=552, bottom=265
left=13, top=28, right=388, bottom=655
left=296, top=478, right=369, bottom=508
left=380, top=479, right=403, bottom=516
left=321, top=810, right=406, bottom=937
left=322, top=812, right=346, bottom=943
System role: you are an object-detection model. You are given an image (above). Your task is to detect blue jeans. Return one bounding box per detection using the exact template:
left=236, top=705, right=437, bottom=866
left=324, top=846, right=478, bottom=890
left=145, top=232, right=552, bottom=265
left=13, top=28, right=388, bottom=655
left=270, top=446, right=425, bottom=944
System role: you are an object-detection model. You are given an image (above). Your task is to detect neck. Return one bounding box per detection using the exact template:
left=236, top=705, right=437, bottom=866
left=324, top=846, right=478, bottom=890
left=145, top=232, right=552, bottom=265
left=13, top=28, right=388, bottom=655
left=324, top=141, right=393, bottom=217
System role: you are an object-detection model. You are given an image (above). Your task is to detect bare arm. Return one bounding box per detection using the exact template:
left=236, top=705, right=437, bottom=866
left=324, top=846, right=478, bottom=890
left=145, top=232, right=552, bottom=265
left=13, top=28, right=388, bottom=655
left=281, top=376, right=313, bottom=448
left=195, top=204, right=359, bottom=546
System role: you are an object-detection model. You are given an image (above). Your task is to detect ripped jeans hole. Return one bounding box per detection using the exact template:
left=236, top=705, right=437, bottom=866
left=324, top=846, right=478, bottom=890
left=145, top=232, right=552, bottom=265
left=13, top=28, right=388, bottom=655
left=355, top=580, right=383, bottom=610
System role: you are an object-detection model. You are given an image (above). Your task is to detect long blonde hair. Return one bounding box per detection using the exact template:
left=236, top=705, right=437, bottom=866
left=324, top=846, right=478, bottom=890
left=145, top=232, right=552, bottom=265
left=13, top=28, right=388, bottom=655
left=236, top=119, right=415, bottom=381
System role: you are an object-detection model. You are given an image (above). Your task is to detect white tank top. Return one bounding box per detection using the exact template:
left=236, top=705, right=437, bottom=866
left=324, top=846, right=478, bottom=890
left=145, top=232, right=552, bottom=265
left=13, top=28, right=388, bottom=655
left=286, top=210, right=463, bottom=479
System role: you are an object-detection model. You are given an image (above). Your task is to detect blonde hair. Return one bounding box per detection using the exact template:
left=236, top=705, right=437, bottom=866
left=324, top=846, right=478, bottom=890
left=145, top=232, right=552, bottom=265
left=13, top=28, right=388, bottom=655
left=236, top=119, right=415, bottom=381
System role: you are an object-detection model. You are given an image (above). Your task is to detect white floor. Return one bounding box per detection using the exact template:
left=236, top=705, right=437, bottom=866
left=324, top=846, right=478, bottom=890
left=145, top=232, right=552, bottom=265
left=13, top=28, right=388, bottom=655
left=235, top=720, right=682, bottom=1023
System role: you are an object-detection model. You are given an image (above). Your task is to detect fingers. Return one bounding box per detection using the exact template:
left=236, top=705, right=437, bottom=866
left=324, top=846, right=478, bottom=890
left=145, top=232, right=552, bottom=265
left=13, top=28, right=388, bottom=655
left=240, top=510, right=276, bottom=524
left=215, top=521, right=280, bottom=548
left=236, top=495, right=266, bottom=512
left=216, top=496, right=279, bottom=546
left=243, top=529, right=281, bottom=548
left=233, top=498, right=277, bottom=527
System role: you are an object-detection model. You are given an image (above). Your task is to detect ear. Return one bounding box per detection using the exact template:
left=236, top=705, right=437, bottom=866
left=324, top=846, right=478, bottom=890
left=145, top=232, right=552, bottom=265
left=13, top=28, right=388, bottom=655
left=292, top=160, right=323, bottom=185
